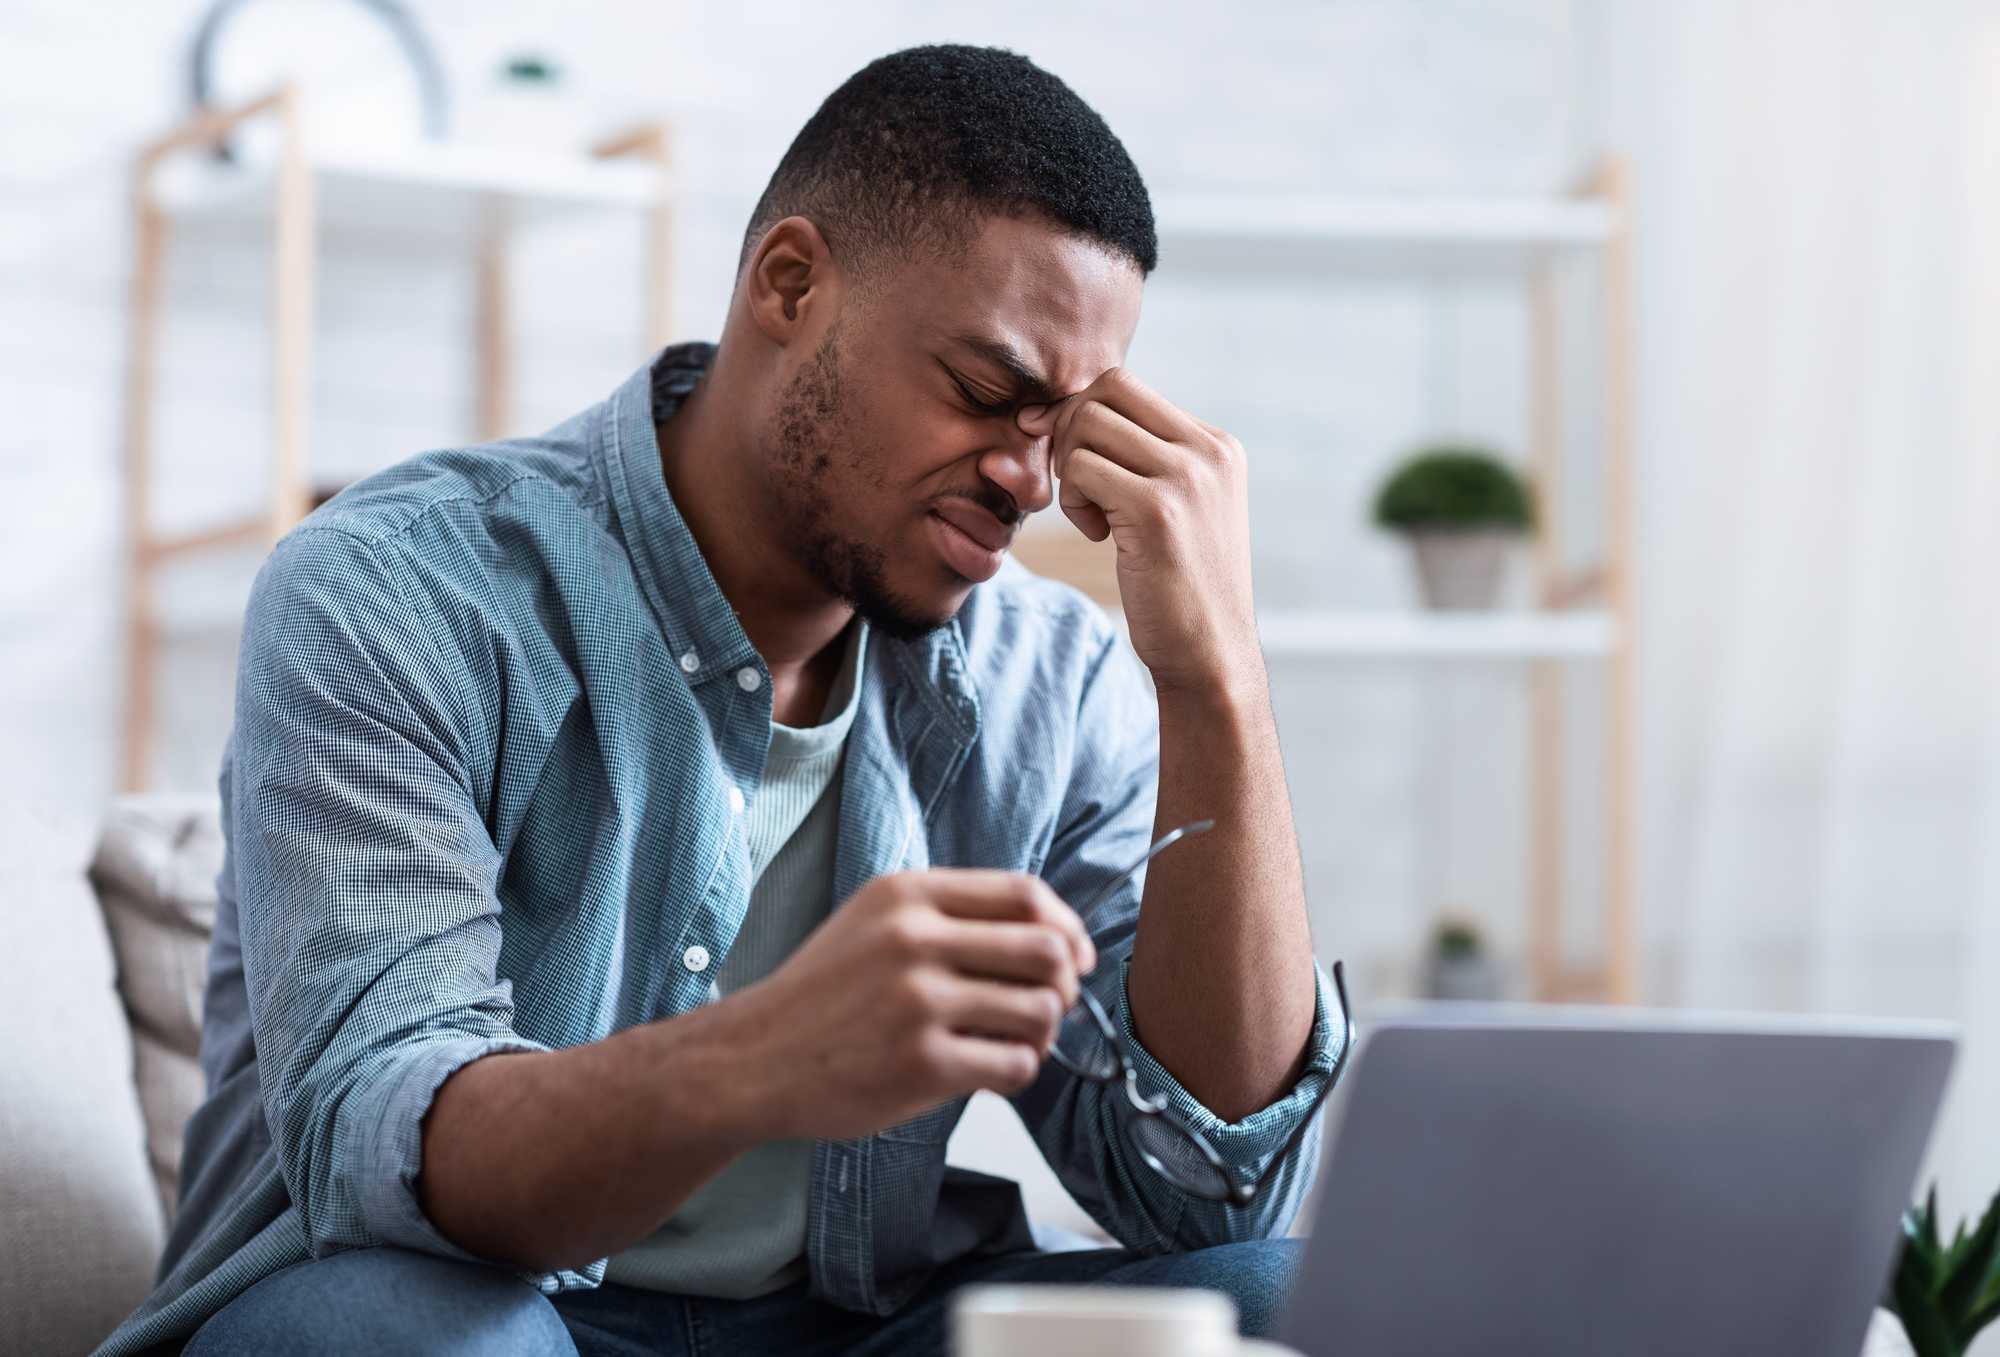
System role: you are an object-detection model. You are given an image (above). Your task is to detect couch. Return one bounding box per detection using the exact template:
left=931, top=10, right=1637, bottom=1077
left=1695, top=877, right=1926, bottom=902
left=2, top=794, right=219, bottom=1356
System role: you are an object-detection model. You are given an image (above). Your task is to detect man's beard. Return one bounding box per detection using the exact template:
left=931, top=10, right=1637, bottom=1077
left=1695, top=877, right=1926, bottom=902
left=768, top=326, right=1010, bottom=642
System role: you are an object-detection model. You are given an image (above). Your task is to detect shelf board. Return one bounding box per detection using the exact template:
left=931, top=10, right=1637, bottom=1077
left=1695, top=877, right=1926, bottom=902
left=1153, top=193, right=1619, bottom=275
left=1258, top=609, right=1619, bottom=659
left=153, top=140, right=667, bottom=245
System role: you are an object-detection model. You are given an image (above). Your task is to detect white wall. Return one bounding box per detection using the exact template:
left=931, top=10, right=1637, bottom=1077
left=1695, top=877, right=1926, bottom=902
left=1596, top=0, right=2000, bottom=1248
left=0, top=0, right=1588, bottom=1009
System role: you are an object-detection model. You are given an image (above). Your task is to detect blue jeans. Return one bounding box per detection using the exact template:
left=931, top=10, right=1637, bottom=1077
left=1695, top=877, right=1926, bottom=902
left=176, top=1239, right=1302, bottom=1356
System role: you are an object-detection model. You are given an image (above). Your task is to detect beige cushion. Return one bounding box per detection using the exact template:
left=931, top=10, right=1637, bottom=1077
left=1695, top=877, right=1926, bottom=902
left=91, top=794, right=222, bottom=1224
left=131, top=1028, right=208, bottom=1225
left=0, top=797, right=163, bottom=1357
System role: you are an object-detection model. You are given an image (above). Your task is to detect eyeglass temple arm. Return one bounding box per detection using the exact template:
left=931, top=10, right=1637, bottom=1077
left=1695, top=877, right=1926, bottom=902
left=1076, top=819, right=1217, bottom=919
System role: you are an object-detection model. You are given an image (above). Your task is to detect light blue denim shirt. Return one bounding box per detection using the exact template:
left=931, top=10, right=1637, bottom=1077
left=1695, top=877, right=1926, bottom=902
left=97, top=346, right=1344, bottom=1356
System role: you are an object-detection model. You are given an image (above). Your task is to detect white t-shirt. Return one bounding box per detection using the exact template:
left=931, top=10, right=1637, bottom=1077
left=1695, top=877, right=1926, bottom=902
left=604, top=623, right=866, bottom=1298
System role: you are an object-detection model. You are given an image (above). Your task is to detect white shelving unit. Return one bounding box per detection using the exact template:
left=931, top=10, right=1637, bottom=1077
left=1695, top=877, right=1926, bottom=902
left=1148, top=176, right=1638, bottom=1003
left=119, top=86, right=675, bottom=790
left=1154, top=192, right=1618, bottom=270
left=1257, top=610, right=1619, bottom=660
left=153, top=139, right=666, bottom=241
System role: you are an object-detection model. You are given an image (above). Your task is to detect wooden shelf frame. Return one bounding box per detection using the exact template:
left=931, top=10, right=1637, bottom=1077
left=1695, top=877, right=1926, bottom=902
left=119, top=86, right=674, bottom=791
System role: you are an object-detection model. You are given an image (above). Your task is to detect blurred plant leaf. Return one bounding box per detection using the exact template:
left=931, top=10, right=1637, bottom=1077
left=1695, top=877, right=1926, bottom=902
left=1939, top=1192, right=2000, bottom=1325
left=1884, top=1185, right=2000, bottom=1357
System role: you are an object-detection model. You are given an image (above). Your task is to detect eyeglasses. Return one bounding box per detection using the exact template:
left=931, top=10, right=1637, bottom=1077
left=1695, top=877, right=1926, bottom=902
left=1051, top=821, right=1355, bottom=1207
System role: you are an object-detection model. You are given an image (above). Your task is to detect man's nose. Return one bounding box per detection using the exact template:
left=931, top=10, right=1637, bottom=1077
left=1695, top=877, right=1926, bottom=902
left=980, top=408, right=1056, bottom=516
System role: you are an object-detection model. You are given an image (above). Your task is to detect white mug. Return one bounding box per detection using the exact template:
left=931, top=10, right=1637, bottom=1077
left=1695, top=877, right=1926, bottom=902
left=951, top=1285, right=1301, bottom=1357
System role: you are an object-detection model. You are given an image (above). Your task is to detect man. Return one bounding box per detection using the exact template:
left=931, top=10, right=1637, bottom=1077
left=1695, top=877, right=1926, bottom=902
left=101, top=44, right=1343, bottom=1357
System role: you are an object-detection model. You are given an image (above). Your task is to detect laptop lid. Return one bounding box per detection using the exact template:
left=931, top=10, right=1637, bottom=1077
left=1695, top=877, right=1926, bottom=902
left=1279, top=1007, right=1955, bottom=1357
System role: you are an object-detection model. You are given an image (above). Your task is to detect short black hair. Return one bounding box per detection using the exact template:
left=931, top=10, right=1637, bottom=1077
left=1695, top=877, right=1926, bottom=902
left=742, top=45, right=1157, bottom=279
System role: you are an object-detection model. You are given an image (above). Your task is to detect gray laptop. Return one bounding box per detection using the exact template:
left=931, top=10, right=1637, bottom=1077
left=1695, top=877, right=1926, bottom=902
left=1279, top=1007, right=1955, bottom=1357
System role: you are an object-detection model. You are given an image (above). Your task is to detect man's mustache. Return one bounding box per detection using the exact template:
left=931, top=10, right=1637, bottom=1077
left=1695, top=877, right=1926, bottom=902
left=950, top=482, right=1027, bottom=529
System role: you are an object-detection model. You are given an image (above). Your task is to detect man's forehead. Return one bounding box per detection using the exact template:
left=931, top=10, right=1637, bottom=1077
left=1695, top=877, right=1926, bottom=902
left=955, top=323, right=1132, bottom=397
left=941, top=297, right=1140, bottom=394
left=890, top=215, right=1143, bottom=393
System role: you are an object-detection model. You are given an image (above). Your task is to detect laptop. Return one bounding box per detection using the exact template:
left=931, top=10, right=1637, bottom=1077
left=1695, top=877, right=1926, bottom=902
left=1279, top=1006, right=1955, bottom=1357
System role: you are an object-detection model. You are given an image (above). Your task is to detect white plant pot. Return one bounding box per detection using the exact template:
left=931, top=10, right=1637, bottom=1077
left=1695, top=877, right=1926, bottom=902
left=1426, top=952, right=1502, bottom=1002
left=1405, top=529, right=1518, bottom=611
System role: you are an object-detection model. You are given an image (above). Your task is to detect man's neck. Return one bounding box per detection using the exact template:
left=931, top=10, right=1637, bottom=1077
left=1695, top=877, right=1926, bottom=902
left=656, top=354, right=854, bottom=727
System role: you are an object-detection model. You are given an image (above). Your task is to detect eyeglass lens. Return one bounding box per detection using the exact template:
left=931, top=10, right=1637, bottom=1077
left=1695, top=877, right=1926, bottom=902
left=1052, top=1002, right=1121, bottom=1081
left=1128, top=1110, right=1231, bottom=1200
left=1048, top=991, right=1232, bottom=1198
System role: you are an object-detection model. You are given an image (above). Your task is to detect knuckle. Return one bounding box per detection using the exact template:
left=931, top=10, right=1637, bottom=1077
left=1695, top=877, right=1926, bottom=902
left=996, top=1047, right=1039, bottom=1093
left=889, top=969, right=938, bottom=1017
left=865, top=874, right=917, bottom=913
left=903, top=1030, right=948, bottom=1082
left=880, top=912, right=925, bottom=960
left=1025, top=928, right=1067, bottom=973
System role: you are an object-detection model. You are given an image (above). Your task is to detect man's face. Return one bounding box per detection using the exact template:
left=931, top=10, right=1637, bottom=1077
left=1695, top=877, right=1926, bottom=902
left=760, top=212, right=1145, bottom=639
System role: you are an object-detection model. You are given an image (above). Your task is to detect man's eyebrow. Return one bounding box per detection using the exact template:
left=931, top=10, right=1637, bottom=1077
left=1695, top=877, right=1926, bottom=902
left=949, top=336, right=1061, bottom=403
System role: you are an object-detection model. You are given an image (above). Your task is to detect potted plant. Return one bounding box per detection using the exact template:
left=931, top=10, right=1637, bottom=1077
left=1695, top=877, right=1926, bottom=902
left=1883, top=1185, right=2000, bottom=1357
left=1373, top=445, right=1534, bottom=610
left=1424, top=918, right=1501, bottom=1001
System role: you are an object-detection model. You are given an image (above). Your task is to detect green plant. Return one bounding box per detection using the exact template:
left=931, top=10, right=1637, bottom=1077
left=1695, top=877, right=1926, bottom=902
left=505, top=54, right=559, bottom=83
left=1433, top=920, right=1483, bottom=961
left=1373, top=447, right=1533, bottom=533
left=1883, top=1186, right=2000, bottom=1357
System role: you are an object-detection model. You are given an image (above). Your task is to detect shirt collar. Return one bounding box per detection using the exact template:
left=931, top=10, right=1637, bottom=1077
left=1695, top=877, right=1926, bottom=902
left=595, top=344, right=979, bottom=750
left=594, top=343, right=761, bottom=685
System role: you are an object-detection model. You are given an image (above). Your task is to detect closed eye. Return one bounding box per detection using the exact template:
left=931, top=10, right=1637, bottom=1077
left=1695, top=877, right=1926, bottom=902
left=946, top=368, right=1014, bottom=417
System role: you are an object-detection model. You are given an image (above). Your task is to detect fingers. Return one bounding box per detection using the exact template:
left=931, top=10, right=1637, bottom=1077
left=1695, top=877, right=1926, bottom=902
left=1057, top=445, right=1150, bottom=542
left=930, top=919, right=1083, bottom=1005
left=931, top=1030, right=1045, bottom=1096
left=912, top=871, right=1097, bottom=975
left=1047, top=370, right=1234, bottom=543
left=1060, top=491, right=1112, bottom=543
left=1053, top=395, right=1179, bottom=482
left=931, top=970, right=1068, bottom=1048
left=1054, top=367, right=1201, bottom=448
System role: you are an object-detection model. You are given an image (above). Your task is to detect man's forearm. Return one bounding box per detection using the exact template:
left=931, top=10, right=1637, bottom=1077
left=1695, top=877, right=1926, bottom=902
left=1125, top=668, right=1317, bottom=1124
left=419, top=1004, right=757, bottom=1272
left=417, top=870, right=1092, bottom=1273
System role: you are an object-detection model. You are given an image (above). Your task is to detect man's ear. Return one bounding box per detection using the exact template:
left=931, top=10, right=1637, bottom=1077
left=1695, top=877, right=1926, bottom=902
left=745, top=216, right=837, bottom=346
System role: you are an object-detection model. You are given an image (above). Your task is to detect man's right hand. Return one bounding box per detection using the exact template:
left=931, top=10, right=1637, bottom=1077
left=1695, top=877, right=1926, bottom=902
left=419, top=869, right=1093, bottom=1272
left=706, top=869, right=1096, bottom=1142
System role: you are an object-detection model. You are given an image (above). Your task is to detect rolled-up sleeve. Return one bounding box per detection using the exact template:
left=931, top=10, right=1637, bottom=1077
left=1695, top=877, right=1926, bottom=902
left=229, top=526, right=589, bottom=1288
left=1012, top=627, right=1345, bottom=1253
left=1105, top=957, right=1343, bottom=1246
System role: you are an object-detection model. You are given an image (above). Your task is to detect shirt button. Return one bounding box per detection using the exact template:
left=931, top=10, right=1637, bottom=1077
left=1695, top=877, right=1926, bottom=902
left=728, top=786, right=745, bottom=814
left=736, top=667, right=762, bottom=692
left=682, top=944, right=710, bottom=972
left=680, top=652, right=700, bottom=673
